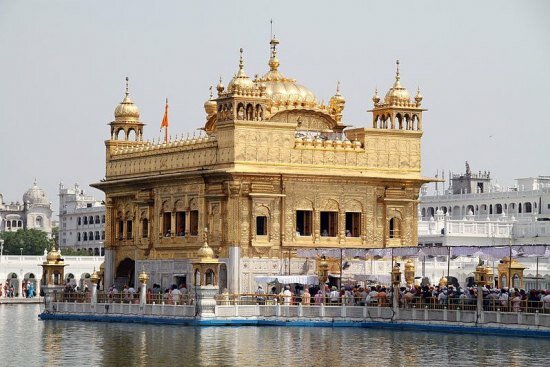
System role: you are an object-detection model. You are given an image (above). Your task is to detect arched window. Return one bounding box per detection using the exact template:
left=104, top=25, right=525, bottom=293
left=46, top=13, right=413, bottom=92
left=83, top=217, right=88, bottom=225
left=524, top=202, right=532, bottom=213
left=142, top=218, right=149, bottom=238
left=17, top=220, right=22, bottom=227
left=78, top=217, right=81, bottom=225
left=496, top=204, right=503, bottom=214
left=36, top=216, right=43, bottom=227
left=89, top=216, right=94, bottom=224
left=95, top=215, right=100, bottom=224
left=77, top=233, right=81, bottom=241
left=95, top=231, right=100, bottom=240
left=101, top=215, right=105, bottom=223
left=83, top=232, right=88, bottom=241
left=101, top=231, right=105, bottom=240
left=89, top=231, right=94, bottom=241
left=205, top=269, right=214, bottom=286
left=389, top=217, right=401, bottom=239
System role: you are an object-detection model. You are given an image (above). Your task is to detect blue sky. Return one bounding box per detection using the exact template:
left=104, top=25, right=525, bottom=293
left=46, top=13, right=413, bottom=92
left=0, top=1, right=548, bottom=212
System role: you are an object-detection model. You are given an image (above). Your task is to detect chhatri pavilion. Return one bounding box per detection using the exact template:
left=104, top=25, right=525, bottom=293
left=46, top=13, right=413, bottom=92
left=92, top=38, right=432, bottom=293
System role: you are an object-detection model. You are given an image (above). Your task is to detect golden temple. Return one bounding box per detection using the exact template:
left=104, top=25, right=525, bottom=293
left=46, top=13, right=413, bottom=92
left=92, top=38, right=433, bottom=292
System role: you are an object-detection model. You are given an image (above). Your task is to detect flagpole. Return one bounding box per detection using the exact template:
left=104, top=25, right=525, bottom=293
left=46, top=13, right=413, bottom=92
left=164, top=98, right=169, bottom=143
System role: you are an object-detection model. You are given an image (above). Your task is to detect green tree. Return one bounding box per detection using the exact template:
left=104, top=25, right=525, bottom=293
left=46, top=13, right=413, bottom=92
left=51, top=226, right=59, bottom=246
left=0, top=229, right=51, bottom=255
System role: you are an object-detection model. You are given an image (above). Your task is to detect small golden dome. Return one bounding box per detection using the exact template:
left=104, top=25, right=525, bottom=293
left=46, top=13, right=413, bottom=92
left=138, top=270, right=149, bottom=284
left=372, top=88, right=380, bottom=105
left=227, top=48, right=254, bottom=92
left=384, top=60, right=411, bottom=105
left=216, top=77, right=225, bottom=94
left=330, top=81, right=345, bottom=104
left=114, top=77, right=140, bottom=122
left=197, top=241, right=214, bottom=259
left=90, top=269, right=100, bottom=284
left=46, top=246, right=62, bottom=263
left=415, top=87, right=423, bottom=105
left=204, top=86, right=217, bottom=117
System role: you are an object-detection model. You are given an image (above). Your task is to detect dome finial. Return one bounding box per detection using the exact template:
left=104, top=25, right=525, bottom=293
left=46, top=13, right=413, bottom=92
left=216, top=76, right=224, bottom=94
left=395, top=60, right=400, bottom=80
left=239, top=48, right=244, bottom=71
left=415, top=86, right=423, bottom=105
left=372, top=87, right=380, bottom=104
left=336, top=80, right=341, bottom=94
left=269, top=35, right=280, bottom=71
left=125, top=76, right=129, bottom=97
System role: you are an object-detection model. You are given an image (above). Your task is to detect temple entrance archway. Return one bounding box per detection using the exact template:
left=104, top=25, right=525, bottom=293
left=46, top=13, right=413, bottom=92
left=115, top=258, right=135, bottom=288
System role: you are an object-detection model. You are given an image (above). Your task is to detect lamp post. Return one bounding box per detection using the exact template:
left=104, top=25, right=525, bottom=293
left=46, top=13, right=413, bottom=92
left=318, top=255, right=329, bottom=303
left=391, top=263, right=402, bottom=314
left=20, top=247, right=23, bottom=256
left=0, top=239, right=4, bottom=259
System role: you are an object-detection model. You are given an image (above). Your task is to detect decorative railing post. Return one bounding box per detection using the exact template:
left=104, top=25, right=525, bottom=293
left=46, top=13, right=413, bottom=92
left=138, top=269, right=149, bottom=307
left=90, top=269, right=100, bottom=307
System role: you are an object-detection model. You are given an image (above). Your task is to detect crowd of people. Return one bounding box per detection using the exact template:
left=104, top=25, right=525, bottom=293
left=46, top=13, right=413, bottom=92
left=247, top=283, right=550, bottom=313
left=1, top=281, right=36, bottom=298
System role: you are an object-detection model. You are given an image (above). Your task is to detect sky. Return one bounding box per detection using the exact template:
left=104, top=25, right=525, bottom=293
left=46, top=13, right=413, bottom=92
left=0, top=1, right=549, bottom=217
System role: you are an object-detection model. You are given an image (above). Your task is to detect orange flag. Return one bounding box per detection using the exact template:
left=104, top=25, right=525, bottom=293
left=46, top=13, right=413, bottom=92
left=160, top=98, right=169, bottom=142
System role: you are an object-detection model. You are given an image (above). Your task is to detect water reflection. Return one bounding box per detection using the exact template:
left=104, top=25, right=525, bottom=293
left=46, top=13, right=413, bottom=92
left=0, top=305, right=548, bottom=367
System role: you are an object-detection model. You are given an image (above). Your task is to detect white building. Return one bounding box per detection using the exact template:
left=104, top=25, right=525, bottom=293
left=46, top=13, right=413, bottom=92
left=0, top=180, right=53, bottom=237
left=58, top=183, right=105, bottom=255
left=0, top=250, right=103, bottom=297
left=418, top=165, right=550, bottom=247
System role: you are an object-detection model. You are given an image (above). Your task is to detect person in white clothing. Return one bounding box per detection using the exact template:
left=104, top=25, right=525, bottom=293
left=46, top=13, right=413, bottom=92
left=282, top=286, right=292, bottom=305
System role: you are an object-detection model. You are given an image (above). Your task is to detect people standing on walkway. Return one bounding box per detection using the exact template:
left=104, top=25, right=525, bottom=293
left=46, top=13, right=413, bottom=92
left=256, top=286, right=265, bottom=305
left=301, top=288, right=311, bottom=305
left=281, top=286, right=292, bottom=305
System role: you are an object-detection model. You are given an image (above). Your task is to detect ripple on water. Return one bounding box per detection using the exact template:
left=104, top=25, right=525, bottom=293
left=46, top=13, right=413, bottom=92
left=0, top=304, right=548, bottom=367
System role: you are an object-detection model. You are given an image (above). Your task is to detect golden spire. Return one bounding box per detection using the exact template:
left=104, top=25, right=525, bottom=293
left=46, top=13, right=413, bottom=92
left=332, top=80, right=345, bottom=102
left=269, top=36, right=280, bottom=71
left=239, top=48, right=244, bottom=70
left=395, top=60, right=400, bottom=81
left=372, top=87, right=380, bottom=104
left=216, top=76, right=224, bottom=94
left=415, top=86, right=423, bottom=104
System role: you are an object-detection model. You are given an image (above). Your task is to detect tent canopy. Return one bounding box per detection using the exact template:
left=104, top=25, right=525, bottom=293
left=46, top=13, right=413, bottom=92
left=254, top=275, right=319, bottom=285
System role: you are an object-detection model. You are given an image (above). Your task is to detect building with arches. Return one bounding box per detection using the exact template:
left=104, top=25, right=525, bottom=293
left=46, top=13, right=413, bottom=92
left=418, top=164, right=550, bottom=247
left=0, top=251, right=103, bottom=297
left=58, top=182, right=106, bottom=255
left=92, top=38, right=433, bottom=293
left=0, top=180, right=53, bottom=237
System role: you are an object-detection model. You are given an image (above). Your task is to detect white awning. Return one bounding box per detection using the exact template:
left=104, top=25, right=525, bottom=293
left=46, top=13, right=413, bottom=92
left=254, top=275, right=319, bottom=285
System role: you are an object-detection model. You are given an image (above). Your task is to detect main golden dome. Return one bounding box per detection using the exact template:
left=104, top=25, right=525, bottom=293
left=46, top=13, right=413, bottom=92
left=256, top=38, right=317, bottom=106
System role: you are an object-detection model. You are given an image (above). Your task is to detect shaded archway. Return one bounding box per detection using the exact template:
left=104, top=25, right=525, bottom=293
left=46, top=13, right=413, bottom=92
left=116, top=257, right=135, bottom=287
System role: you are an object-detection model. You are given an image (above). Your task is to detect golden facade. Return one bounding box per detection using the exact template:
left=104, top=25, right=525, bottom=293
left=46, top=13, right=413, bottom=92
left=93, top=38, right=432, bottom=291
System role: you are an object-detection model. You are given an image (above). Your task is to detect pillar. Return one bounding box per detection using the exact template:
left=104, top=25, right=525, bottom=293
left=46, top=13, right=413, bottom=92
left=228, top=246, right=240, bottom=293
left=18, top=275, right=23, bottom=298
left=91, top=282, right=98, bottom=305
left=104, top=249, right=115, bottom=289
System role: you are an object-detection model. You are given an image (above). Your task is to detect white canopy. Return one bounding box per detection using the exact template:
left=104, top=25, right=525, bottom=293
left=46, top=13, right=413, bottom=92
left=254, top=275, right=319, bottom=285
